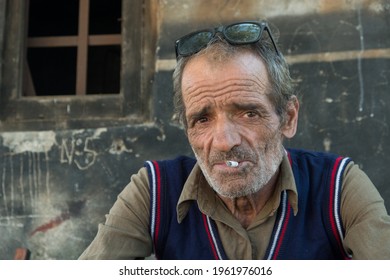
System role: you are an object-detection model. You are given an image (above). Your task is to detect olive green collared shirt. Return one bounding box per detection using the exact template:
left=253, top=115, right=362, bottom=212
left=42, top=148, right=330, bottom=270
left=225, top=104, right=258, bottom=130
left=79, top=154, right=390, bottom=260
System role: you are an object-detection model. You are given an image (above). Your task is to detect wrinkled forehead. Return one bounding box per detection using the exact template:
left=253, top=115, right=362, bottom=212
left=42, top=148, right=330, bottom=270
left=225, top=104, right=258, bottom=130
left=181, top=49, right=270, bottom=95
left=181, top=52, right=272, bottom=115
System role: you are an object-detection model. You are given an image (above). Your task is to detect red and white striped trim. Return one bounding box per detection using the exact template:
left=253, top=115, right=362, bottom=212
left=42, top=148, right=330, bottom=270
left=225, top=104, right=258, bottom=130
left=266, top=190, right=290, bottom=260
left=329, top=157, right=352, bottom=259
left=146, top=160, right=161, bottom=253
left=148, top=160, right=224, bottom=259
left=203, top=215, right=224, bottom=260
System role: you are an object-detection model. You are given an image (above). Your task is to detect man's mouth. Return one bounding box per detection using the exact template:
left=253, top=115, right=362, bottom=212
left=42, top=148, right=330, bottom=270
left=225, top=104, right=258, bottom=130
left=225, top=160, right=239, bottom=167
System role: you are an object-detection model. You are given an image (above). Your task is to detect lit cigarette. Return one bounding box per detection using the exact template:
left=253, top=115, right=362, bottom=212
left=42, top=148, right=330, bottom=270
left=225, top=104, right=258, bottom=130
left=226, top=160, right=239, bottom=167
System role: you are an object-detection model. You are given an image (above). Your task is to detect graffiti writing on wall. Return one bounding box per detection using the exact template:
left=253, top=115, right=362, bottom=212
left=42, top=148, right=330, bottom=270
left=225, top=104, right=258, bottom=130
left=60, top=137, right=97, bottom=171
left=59, top=128, right=107, bottom=170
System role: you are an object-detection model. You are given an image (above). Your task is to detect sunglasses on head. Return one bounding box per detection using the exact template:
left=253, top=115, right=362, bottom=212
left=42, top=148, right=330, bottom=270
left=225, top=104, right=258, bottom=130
left=175, top=20, right=280, bottom=59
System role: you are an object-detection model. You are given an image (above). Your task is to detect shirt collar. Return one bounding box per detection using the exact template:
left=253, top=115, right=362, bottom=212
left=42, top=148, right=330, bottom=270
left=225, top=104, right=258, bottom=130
left=176, top=152, right=298, bottom=223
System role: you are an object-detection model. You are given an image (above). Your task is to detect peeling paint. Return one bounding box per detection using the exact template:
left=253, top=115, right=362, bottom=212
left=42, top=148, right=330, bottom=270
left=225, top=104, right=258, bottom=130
left=325, top=98, right=334, bottom=103
left=369, top=1, right=389, bottom=13
left=323, top=137, right=332, bottom=152
left=109, top=139, right=133, bottom=155
left=91, top=128, right=108, bottom=138
left=1, top=131, right=56, bottom=154
left=156, top=126, right=167, bottom=141
left=162, top=0, right=382, bottom=24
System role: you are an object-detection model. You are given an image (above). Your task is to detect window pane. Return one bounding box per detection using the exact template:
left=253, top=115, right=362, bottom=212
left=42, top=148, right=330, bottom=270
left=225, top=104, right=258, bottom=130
left=89, top=0, right=122, bottom=35
left=25, top=0, right=122, bottom=96
left=28, top=0, right=79, bottom=37
left=27, top=47, right=77, bottom=95
left=87, top=46, right=121, bottom=94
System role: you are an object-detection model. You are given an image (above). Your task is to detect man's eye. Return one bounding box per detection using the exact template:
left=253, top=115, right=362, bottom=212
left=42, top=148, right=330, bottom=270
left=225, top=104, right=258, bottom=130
left=245, top=111, right=258, bottom=118
left=196, top=116, right=209, bottom=124
left=190, top=116, right=208, bottom=127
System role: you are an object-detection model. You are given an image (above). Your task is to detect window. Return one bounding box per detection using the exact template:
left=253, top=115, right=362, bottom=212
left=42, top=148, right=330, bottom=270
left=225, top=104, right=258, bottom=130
left=25, top=0, right=121, bottom=96
left=0, top=0, right=156, bottom=131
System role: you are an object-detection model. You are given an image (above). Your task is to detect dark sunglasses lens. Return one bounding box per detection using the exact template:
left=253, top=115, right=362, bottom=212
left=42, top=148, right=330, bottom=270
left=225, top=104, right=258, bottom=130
left=178, top=31, right=214, bottom=56
left=225, top=23, right=262, bottom=43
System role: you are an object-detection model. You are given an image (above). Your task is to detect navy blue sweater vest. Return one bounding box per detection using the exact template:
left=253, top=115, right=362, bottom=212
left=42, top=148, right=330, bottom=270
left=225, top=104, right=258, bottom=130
left=145, top=149, right=352, bottom=260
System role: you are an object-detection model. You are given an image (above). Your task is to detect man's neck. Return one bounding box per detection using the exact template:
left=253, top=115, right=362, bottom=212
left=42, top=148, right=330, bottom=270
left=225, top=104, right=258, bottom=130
left=218, top=169, right=279, bottom=229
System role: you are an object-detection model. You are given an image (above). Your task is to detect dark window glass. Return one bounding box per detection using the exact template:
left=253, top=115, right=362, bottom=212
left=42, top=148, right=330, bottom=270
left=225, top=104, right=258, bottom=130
left=87, top=46, right=121, bottom=94
left=27, top=47, right=77, bottom=95
left=25, top=0, right=121, bottom=96
left=89, top=0, right=122, bottom=35
left=28, top=0, right=79, bottom=36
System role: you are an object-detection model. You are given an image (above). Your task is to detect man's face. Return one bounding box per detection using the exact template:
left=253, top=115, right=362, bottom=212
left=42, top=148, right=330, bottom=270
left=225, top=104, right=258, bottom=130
left=182, top=50, right=295, bottom=198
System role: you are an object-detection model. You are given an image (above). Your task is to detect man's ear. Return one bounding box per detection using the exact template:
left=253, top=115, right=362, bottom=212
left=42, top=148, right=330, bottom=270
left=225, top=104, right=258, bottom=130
left=281, top=96, right=299, bottom=139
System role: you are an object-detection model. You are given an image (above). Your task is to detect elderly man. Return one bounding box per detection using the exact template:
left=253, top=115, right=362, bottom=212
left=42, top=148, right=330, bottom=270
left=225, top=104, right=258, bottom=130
left=79, top=20, right=390, bottom=259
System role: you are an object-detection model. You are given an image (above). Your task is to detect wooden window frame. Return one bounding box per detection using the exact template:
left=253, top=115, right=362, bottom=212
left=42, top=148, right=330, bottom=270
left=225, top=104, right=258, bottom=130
left=25, top=0, right=122, bottom=96
left=0, top=0, right=155, bottom=131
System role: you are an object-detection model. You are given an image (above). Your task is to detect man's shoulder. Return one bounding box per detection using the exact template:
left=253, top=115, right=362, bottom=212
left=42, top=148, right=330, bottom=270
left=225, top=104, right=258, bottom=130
left=286, top=148, right=348, bottom=160
left=286, top=148, right=352, bottom=173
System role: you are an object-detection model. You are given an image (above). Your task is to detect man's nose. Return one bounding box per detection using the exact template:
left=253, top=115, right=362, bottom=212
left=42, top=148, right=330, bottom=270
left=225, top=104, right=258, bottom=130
left=212, top=118, right=241, bottom=152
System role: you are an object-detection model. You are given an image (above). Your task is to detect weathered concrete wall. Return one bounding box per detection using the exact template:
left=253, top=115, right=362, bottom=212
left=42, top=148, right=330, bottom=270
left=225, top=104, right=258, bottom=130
left=0, top=0, right=6, bottom=90
left=1, top=0, right=390, bottom=259
left=0, top=125, right=191, bottom=259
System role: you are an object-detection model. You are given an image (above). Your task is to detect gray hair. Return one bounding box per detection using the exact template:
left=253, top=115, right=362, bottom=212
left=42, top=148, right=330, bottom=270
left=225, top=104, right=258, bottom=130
left=172, top=31, right=296, bottom=130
